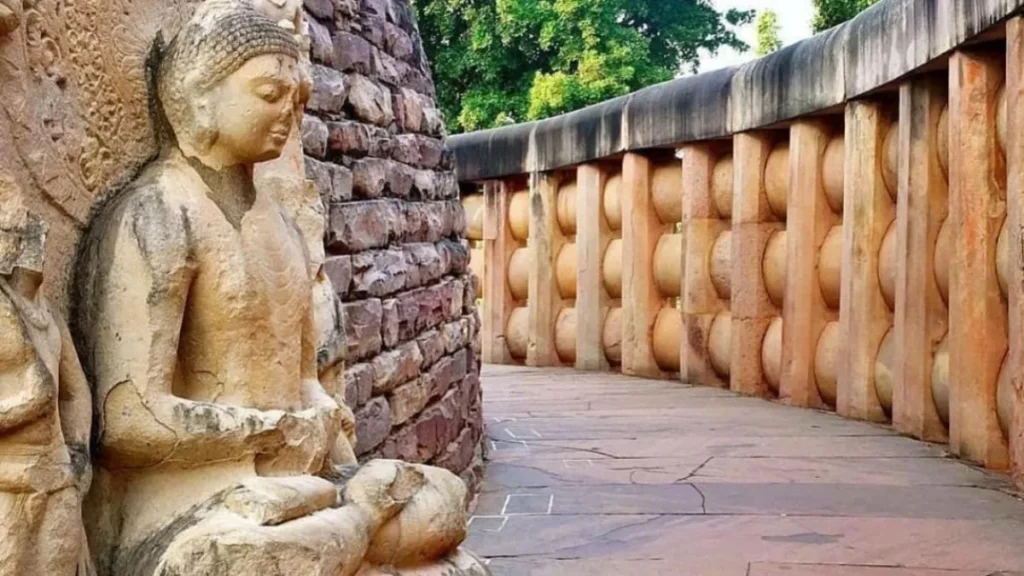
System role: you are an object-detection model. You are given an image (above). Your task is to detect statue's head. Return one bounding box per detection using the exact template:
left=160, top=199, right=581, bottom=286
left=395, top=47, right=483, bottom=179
left=0, top=173, right=46, bottom=277
left=158, top=1, right=302, bottom=169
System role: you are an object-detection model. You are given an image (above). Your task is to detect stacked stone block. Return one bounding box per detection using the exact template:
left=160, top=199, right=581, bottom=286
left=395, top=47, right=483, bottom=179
left=301, top=0, right=485, bottom=491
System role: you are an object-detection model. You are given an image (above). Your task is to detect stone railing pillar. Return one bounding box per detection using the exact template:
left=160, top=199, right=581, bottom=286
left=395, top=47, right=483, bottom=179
left=621, top=153, right=666, bottom=378
left=680, top=144, right=732, bottom=388
left=838, top=100, right=894, bottom=423
left=892, top=75, right=950, bottom=443
left=731, top=132, right=784, bottom=398
left=1007, top=15, right=1024, bottom=486
left=948, top=49, right=1009, bottom=469
left=527, top=172, right=566, bottom=367
left=781, top=120, right=840, bottom=409
left=576, top=163, right=612, bottom=371
left=482, top=181, right=516, bottom=364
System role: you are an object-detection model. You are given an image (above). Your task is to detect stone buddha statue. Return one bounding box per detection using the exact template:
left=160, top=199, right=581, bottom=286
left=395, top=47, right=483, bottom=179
left=0, top=173, right=94, bottom=575
left=73, top=3, right=487, bottom=575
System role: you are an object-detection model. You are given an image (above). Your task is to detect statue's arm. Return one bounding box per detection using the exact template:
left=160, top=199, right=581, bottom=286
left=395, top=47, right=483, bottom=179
left=0, top=303, right=54, bottom=432
left=95, top=197, right=286, bottom=468
left=301, top=273, right=359, bottom=467
left=55, top=308, right=90, bottom=450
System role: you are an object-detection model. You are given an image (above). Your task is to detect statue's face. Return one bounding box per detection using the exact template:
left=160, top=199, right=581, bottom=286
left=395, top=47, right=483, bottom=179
left=210, top=53, right=300, bottom=165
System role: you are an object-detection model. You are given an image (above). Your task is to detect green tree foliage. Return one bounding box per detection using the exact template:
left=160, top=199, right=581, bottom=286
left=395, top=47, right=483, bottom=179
left=755, top=9, right=782, bottom=56
left=811, top=0, right=879, bottom=33
left=413, top=0, right=753, bottom=133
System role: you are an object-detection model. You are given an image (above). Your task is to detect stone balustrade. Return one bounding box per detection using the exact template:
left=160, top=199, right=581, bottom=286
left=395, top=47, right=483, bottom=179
left=454, top=0, right=1024, bottom=488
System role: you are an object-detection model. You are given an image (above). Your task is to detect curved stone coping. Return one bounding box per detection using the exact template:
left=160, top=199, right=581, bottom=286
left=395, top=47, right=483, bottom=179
left=450, top=0, right=1023, bottom=181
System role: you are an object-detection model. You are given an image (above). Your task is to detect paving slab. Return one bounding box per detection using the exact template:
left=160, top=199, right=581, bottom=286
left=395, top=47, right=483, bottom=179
left=469, top=365, right=1024, bottom=575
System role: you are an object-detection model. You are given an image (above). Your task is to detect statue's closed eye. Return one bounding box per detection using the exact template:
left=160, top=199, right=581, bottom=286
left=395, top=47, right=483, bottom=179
left=255, top=84, right=284, bottom=103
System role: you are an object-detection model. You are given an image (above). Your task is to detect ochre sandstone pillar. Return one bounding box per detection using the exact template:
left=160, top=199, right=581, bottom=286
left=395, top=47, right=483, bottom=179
left=892, top=76, right=950, bottom=443
left=482, top=180, right=516, bottom=364
left=622, top=153, right=671, bottom=378
left=731, top=132, right=783, bottom=398
left=838, top=100, right=894, bottom=423
left=781, top=120, right=839, bottom=408
left=681, top=144, right=731, bottom=388
left=948, top=49, right=1009, bottom=469
left=576, top=163, right=612, bottom=371
left=527, top=172, right=567, bottom=367
left=1007, top=16, right=1024, bottom=488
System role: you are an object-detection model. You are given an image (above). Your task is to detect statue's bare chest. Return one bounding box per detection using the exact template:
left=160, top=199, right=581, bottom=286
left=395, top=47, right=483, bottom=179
left=189, top=196, right=311, bottom=328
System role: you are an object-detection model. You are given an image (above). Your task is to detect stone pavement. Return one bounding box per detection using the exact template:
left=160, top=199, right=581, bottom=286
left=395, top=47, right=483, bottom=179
left=466, top=365, right=1024, bottom=575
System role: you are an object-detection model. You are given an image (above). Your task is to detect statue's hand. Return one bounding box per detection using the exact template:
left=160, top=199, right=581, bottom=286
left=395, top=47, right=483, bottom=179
left=255, top=409, right=329, bottom=475
left=343, top=461, right=427, bottom=527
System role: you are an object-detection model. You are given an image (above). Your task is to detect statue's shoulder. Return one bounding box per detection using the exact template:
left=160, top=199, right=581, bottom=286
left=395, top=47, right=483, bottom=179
left=85, top=158, right=204, bottom=270
left=99, top=158, right=205, bottom=238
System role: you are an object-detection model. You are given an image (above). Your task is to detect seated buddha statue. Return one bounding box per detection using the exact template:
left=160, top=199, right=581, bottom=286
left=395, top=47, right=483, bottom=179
left=73, top=3, right=487, bottom=575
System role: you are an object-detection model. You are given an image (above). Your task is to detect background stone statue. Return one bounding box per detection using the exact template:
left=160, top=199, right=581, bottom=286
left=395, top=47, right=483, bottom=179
left=73, top=2, right=487, bottom=574
left=0, top=172, right=94, bottom=575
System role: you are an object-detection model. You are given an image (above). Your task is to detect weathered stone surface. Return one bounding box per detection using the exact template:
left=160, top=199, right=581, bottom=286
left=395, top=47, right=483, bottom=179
left=346, top=74, right=394, bottom=126
left=438, top=172, right=459, bottom=200
left=327, top=200, right=403, bottom=253
left=411, top=169, right=437, bottom=200
left=371, top=341, right=423, bottom=394
left=324, top=254, right=352, bottom=297
left=351, top=157, right=388, bottom=198
left=439, top=239, right=470, bottom=275
left=441, top=319, right=472, bottom=354
left=380, top=422, right=419, bottom=462
left=428, top=348, right=469, bottom=400
left=394, top=134, right=444, bottom=168
left=434, top=426, right=477, bottom=475
left=351, top=248, right=408, bottom=297
left=336, top=0, right=358, bottom=17
left=307, top=16, right=335, bottom=66
left=382, top=21, right=414, bottom=61
left=403, top=243, right=445, bottom=288
left=343, top=362, right=374, bottom=408
left=343, top=298, right=383, bottom=361
left=335, top=31, right=374, bottom=74
left=303, top=0, right=335, bottom=20
left=417, top=329, right=446, bottom=368
left=443, top=279, right=466, bottom=321
left=301, top=115, right=329, bottom=159
left=389, top=376, right=431, bottom=426
left=415, top=388, right=463, bottom=462
left=403, top=202, right=447, bottom=243
left=384, top=160, right=415, bottom=198
left=381, top=298, right=400, bottom=348
left=308, top=64, right=348, bottom=113
left=355, top=397, right=391, bottom=455
left=305, top=158, right=353, bottom=204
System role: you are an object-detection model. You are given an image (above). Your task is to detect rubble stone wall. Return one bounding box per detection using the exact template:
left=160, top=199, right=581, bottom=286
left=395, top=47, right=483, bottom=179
left=300, top=0, right=485, bottom=490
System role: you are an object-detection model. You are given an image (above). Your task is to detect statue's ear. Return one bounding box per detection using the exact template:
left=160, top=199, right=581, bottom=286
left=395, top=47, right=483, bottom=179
left=186, top=93, right=219, bottom=157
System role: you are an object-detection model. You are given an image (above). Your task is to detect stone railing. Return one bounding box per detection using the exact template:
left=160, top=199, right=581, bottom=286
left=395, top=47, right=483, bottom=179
left=453, top=0, right=1024, bottom=487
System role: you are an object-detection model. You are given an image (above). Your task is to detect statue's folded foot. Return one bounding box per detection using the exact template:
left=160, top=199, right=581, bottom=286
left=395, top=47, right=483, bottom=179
left=357, top=548, right=492, bottom=576
left=123, top=463, right=483, bottom=576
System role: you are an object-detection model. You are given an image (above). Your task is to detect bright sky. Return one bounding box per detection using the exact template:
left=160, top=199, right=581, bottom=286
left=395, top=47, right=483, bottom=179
left=693, top=0, right=815, bottom=74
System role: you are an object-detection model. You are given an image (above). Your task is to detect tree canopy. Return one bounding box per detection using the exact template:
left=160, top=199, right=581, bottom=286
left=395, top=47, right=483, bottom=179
left=811, top=0, right=879, bottom=33
left=413, top=0, right=753, bottom=134
left=755, top=10, right=782, bottom=56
